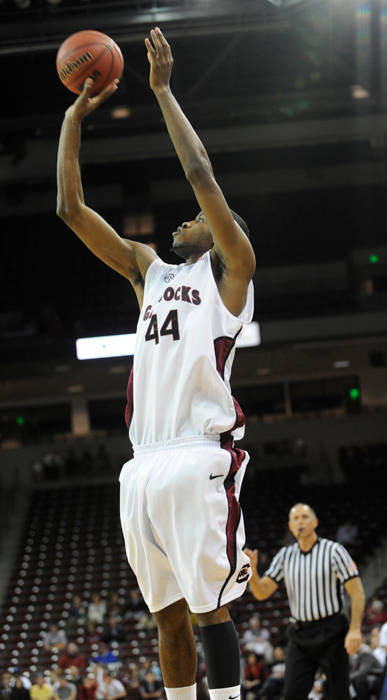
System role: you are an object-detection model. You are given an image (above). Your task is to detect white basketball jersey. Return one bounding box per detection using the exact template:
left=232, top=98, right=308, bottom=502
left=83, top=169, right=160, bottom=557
left=126, top=250, right=254, bottom=446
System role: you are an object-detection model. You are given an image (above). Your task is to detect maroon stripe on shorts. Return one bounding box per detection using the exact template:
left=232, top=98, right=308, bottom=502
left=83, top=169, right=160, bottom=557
left=213, top=330, right=247, bottom=607
left=217, top=437, right=246, bottom=608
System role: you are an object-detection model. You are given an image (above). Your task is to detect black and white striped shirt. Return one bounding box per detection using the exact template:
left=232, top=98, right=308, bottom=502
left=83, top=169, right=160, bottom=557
left=265, top=537, right=359, bottom=622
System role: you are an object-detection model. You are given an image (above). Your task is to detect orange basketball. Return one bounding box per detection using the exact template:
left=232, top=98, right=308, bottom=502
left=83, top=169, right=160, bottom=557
left=56, top=30, right=124, bottom=96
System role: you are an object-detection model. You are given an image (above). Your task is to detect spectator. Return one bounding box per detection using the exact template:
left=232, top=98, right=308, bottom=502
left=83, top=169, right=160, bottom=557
left=102, top=617, right=126, bottom=644
left=241, top=652, right=266, bottom=700
left=48, top=674, right=59, bottom=692
left=349, top=638, right=383, bottom=700
left=136, top=611, right=157, bottom=634
left=59, top=643, right=87, bottom=671
left=139, top=672, right=163, bottom=700
left=124, top=589, right=145, bottom=621
left=336, top=519, right=358, bottom=548
left=138, top=662, right=153, bottom=683
left=364, top=599, right=387, bottom=627
left=119, top=667, right=142, bottom=700
left=85, top=622, right=102, bottom=647
left=256, top=646, right=285, bottom=699
left=78, top=678, right=97, bottom=700
left=92, top=643, right=120, bottom=665
left=106, top=593, right=124, bottom=621
left=242, top=616, right=273, bottom=662
left=43, top=623, right=67, bottom=651
left=12, top=677, right=31, bottom=692
left=149, top=664, right=161, bottom=684
left=53, top=678, right=77, bottom=700
left=88, top=594, right=107, bottom=625
left=10, top=679, right=30, bottom=700
left=96, top=673, right=126, bottom=700
left=66, top=668, right=82, bottom=695
left=1, top=674, right=13, bottom=700
left=369, top=626, right=386, bottom=666
left=30, top=675, right=53, bottom=700
left=121, top=676, right=140, bottom=700
left=68, top=596, right=88, bottom=627
left=127, top=667, right=139, bottom=684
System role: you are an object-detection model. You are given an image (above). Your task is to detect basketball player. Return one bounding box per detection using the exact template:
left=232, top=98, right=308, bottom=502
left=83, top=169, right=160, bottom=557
left=244, top=503, right=365, bottom=700
left=57, top=27, right=256, bottom=700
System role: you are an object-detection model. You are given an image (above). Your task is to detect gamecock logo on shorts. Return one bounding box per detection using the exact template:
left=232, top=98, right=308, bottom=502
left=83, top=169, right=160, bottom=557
left=164, top=273, right=175, bottom=283
left=236, top=563, right=251, bottom=583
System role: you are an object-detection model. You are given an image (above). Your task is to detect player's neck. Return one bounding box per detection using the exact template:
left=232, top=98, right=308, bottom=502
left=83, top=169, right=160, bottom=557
left=184, top=252, right=204, bottom=265
left=297, top=531, right=318, bottom=552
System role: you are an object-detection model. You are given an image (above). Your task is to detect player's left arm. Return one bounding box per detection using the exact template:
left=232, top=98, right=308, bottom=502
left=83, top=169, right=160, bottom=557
left=146, top=28, right=256, bottom=314
left=344, top=576, right=366, bottom=655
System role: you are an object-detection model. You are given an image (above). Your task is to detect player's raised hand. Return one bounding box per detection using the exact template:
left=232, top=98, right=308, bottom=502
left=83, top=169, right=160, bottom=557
left=145, top=27, right=173, bottom=92
left=244, top=547, right=259, bottom=570
left=66, top=77, right=119, bottom=121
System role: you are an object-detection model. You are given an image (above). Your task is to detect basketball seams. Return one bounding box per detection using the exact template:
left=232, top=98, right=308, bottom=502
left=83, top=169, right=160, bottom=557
left=111, top=43, right=124, bottom=72
left=57, top=41, right=112, bottom=67
left=102, top=49, right=115, bottom=91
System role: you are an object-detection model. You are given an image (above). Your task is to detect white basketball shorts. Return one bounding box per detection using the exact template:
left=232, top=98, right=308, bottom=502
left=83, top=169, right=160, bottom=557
left=119, top=435, right=252, bottom=614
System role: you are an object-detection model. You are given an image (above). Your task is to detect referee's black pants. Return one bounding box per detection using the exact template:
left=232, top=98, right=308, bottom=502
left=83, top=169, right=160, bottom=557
left=284, top=613, right=350, bottom=700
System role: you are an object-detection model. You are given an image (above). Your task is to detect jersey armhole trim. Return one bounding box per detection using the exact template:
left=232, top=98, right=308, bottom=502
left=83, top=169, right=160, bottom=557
left=206, top=251, right=254, bottom=324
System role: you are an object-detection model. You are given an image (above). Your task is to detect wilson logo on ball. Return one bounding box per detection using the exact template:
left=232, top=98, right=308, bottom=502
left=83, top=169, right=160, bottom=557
left=56, top=30, right=124, bottom=96
left=58, top=52, right=94, bottom=82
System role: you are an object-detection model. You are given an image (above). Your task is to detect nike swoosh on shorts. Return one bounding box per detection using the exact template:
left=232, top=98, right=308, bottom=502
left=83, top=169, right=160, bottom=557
left=209, top=473, right=224, bottom=480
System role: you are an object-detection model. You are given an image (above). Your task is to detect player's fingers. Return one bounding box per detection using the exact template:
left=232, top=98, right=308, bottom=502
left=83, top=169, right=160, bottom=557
left=151, top=28, right=169, bottom=58
left=155, top=27, right=168, bottom=45
left=72, top=78, right=92, bottom=108
left=95, top=79, right=119, bottom=103
left=145, top=37, right=156, bottom=55
left=150, top=29, right=159, bottom=53
left=71, top=79, right=92, bottom=113
left=82, top=78, right=93, bottom=97
left=155, top=27, right=171, bottom=57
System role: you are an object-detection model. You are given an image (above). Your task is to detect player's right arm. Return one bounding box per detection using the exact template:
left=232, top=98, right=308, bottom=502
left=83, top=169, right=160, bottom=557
left=56, top=78, right=158, bottom=306
left=244, top=548, right=278, bottom=601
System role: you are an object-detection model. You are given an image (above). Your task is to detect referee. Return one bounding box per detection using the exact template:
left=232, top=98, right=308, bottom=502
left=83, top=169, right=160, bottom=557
left=244, top=503, right=365, bottom=700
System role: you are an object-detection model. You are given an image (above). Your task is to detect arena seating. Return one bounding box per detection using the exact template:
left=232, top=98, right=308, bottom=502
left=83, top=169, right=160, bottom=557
left=0, top=465, right=386, bottom=674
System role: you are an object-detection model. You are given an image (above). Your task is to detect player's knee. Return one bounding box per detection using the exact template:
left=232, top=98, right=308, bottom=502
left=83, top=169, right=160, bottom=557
left=196, top=604, right=230, bottom=627
left=154, top=598, right=189, bottom=633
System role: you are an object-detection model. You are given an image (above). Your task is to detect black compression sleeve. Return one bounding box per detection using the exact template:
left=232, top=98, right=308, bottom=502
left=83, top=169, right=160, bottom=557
left=199, top=620, right=241, bottom=689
